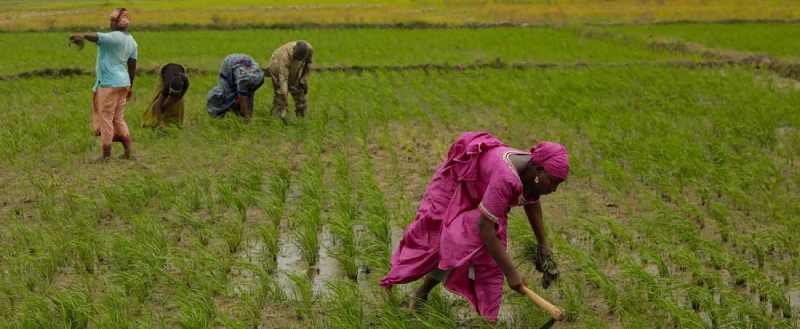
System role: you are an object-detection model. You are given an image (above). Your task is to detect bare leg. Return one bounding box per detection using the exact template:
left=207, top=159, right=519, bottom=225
left=113, top=136, right=132, bottom=159
left=410, top=273, right=440, bottom=310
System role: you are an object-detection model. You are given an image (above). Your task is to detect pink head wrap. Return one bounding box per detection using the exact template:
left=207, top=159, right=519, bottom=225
left=530, top=141, right=569, bottom=180
left=110, top=9, right=130, bottom=29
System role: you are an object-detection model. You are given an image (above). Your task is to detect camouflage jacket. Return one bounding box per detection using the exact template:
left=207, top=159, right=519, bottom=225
left=269, top=41, right=313, bottom=95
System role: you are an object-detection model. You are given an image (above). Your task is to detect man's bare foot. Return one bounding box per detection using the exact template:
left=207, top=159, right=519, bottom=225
left=92, top=155, right=110, bottom=163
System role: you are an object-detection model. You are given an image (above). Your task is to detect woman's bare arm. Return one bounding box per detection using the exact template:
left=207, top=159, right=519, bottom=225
left=524, top=202, right=549, bottom=255
left=479, top=215, right=526, bottom=292
left=237, top=95, right=252, bottom=121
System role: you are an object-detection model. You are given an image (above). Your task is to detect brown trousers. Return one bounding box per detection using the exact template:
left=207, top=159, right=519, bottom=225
left=92, top=87, right=130, bottom=147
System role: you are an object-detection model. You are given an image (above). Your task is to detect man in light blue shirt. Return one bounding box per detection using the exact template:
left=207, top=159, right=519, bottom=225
left=69, top=8, right=138, bottom=161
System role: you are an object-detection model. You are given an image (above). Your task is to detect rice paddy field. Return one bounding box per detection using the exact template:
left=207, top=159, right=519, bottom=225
left=1, top=2, right=800, bottom=329
left=0, top=27, right=697, bottom=77
left=606, top=23, right=800, bottom=60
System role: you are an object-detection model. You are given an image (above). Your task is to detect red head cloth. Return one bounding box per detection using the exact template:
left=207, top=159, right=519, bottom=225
left=111, top=9, right=130, bottom=28
left=530, top=141, right=569, bottom=180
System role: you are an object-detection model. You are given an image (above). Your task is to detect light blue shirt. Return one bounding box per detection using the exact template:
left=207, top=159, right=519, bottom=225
left=93, top=31, right=138, bottom=91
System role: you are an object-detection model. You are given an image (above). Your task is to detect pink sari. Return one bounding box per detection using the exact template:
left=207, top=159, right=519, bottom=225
left=381, top=132, right=537, bottom=321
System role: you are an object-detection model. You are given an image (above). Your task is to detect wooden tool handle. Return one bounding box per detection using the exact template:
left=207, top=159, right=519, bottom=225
left=522, top=286, right=566, bottom=321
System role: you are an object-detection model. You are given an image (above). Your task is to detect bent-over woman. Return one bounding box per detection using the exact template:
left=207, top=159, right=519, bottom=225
left=207, top=54, right=264, bottom=121
left=381, top=132, right=568, bottom=322
left=143, top=63, right=189, bottom=128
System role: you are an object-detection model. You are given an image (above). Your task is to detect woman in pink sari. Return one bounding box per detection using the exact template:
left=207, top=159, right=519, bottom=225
left=380, top=132, right=568, bottom=322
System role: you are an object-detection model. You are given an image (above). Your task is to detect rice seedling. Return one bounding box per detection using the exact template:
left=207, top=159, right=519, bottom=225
left=176, top=289, right=217, bottom=328
left=50, top=287, right=92, bottom=329
left=288, top=272, right=318, bottom=323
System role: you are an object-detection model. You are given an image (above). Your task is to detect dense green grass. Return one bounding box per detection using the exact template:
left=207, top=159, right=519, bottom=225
left=608, top=23, right=800, bottom=60
left=1, top=63, right=798, bottom=327
left=0, top=27, right=699, bottom=76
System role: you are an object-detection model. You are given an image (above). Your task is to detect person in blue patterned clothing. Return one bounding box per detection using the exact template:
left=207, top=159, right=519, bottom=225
left=206, top=54, right=265, bottom=121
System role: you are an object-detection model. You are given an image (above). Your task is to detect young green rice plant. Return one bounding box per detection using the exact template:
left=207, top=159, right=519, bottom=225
left=176, top=288, right=217, bottom=329
left=293, top=153, right=324, bottom=267
left=167, top=247, right=229, bottom=304
left=220, top=216, right=244, bottom=254
left=766, top=284, right=792, bottom=320
left=68, top=236, right=99, bottom=275
left=100, top=173, right=163, bottom=216
left=13, top=292, right=60, bottom=328
left=296, top=211, right=321, bottom=269
left=225, top=271, right=275, bottom=327
left=357, top=159, right=391, bottom=263
left=201, top=176, right=217, bottom=216
left=321, top=280, right=365, bottom=329
left=578, top=219, right=616, bottom=261
left=328, top=152, right=359, bottom=281
left=49, top=287, right=92, bottom=329
left=176, top=206, right=214, bottom=247
left=57, top=194, right=102, bottom=274
left=108, top=215, right=168, bottom=303
left=252, top=268, right=282, bottom=307
left=258, top=222, right=280, bottom=273
left=331, top=211, right=359, bottom=281
left=288, top=272, right=317, bottom=324
left=216, top=181, right=244, bottom=219
left=183, top=176, right=206, bottom=212
left=619, top=258, right=662, bottom=305
left=658, top=294, right=707, bottom=329
left=562, top=244, right=620, bottom=314
left=296, top=189, right=322, bottom=266
left=5, top=222, right=66, bottom=292
left=414, top=289, right=459, bottom=329
left=264, top=165, right=292, bottom=225
left=28, top=173, right=60, bottom=222
left=91, top=286, right=140, bottom=329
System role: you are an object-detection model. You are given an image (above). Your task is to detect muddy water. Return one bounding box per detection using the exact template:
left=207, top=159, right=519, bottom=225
left=389, top=225, right=414, bottom=296
left=789, top=288, right=800, bottom=313
left=276, top=236, right=304, bottom=299
left=313, top=225, right=342, bottom=296
left=276, top=182, right=306, bottom=300
left=497, top=303, right=515, bottom=328
left=230, top=239, right=265, bottom=295
left=699, top=311, right=713, bottom=328
left=390, top=225, right=404, bottom=254
left=353, top=224, right=372, bottom=291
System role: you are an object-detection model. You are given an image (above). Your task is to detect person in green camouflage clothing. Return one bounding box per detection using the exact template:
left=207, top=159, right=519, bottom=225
left=268, top=40, right=313, bottom=120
